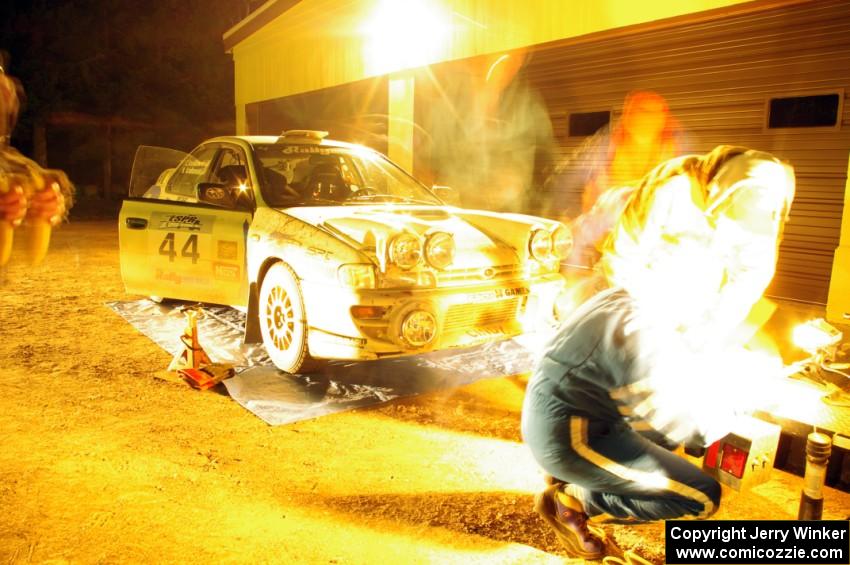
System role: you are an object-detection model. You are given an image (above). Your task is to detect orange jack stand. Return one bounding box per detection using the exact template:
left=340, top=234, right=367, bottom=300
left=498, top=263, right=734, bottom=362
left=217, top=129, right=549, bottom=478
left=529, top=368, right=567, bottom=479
left=168, top=307, right=212, bottom=371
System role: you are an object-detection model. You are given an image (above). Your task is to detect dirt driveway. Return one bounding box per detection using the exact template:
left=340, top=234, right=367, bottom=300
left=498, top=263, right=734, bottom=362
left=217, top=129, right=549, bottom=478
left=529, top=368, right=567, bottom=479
left=0, top=221, right=847, bottom=564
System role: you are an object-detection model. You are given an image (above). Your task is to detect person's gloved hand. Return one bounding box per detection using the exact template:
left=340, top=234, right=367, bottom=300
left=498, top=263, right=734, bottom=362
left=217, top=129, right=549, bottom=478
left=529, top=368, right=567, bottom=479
left=27, top=179, right=65, bottom=226
left=0, top=177, right=26, bottom=266
left=0, top=183, right=27, bottom=226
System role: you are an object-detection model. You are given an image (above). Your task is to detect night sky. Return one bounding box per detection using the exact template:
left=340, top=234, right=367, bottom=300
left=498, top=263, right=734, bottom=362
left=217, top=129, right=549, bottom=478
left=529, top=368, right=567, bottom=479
left=0, top=0, right=262, bottom=198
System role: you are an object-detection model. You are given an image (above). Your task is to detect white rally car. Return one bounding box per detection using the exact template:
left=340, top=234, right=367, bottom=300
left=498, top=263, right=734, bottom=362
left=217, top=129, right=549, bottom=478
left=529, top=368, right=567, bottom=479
left=119, top=131, right=569, bottom=373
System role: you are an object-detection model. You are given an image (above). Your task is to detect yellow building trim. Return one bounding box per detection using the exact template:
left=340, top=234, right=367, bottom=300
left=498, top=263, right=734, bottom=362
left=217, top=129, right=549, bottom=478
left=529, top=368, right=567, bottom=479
left=230, top=0, right=765, bottom=108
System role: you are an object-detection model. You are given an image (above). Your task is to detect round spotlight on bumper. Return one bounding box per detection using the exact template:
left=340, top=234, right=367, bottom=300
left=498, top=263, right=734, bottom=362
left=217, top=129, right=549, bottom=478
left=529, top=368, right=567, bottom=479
left=401, top=310, right=437, bottom=347
left=552, top=226, right=573, bottom=258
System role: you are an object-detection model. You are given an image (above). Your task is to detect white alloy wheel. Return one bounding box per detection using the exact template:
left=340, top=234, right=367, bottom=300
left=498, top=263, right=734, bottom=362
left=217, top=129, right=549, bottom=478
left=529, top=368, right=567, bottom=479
left=258, top=262, right=321, bottom=373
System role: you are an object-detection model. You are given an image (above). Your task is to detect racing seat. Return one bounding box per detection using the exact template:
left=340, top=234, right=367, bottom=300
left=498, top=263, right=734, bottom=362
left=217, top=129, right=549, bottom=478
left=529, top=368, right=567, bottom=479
left=263, top=167, right=301, bottom=204
left=304, top=163, right=350, bottom=202
left=211, top=164, right=251, bottom=209
left=216, top=164, right=248, bottom=189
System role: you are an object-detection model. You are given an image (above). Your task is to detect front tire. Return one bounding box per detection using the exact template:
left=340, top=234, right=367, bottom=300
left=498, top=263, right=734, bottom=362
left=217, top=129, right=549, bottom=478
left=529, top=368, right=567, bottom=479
left=258, top=262, right=322, bottom=373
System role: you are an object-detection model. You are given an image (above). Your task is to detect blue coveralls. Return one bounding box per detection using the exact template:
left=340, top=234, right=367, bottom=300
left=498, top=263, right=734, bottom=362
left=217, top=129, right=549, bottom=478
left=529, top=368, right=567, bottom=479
left=521, top=287, right=722, bottom=521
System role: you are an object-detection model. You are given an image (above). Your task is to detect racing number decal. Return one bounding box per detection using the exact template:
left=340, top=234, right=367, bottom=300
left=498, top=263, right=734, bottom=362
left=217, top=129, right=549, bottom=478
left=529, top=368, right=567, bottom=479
left=181, top=235, right=200, bottom=264
left=158, top=233, right=176, bottom=261
left=159, top=233, right=200, bottom=264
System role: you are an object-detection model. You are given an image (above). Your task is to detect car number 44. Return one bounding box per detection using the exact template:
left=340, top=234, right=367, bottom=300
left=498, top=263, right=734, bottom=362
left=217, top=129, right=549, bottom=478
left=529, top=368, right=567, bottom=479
left=159, top=233, right=200, bottom=264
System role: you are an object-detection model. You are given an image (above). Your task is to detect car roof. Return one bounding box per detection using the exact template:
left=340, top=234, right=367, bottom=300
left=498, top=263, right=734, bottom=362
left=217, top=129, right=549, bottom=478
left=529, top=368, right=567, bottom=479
left=205, top=135, right=373, bottom=153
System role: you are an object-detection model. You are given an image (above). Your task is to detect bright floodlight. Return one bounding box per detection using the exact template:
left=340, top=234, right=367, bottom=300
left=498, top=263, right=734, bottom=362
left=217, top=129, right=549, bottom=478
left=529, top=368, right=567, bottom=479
left=361, top=0, right=451, bottom=75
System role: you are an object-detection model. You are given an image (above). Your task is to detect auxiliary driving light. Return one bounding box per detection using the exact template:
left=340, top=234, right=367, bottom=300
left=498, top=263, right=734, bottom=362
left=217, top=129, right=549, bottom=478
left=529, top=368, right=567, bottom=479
left=424, top=232, right=455, bottom=269
left=528, top=229, right=552, bottom=261
left=552, top=226, right=573, bottom=258
left=401, top=310, right=437, bottom=347
left=389, top=233, right=422, bottom=270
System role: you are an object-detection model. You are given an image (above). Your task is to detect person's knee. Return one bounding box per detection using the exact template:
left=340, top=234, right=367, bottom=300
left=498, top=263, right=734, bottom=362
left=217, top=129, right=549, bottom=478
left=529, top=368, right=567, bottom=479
left=699, top=477, right=722, bottom=519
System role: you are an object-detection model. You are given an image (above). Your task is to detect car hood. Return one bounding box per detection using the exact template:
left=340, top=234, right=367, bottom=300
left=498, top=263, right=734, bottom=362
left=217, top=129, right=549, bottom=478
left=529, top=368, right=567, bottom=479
left=280, top=205, right=548, bottom=271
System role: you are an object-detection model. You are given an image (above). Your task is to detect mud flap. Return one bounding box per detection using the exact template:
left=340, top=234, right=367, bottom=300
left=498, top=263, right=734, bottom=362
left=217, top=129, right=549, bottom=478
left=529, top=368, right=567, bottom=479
left=243, top=281, right=262, bottom=344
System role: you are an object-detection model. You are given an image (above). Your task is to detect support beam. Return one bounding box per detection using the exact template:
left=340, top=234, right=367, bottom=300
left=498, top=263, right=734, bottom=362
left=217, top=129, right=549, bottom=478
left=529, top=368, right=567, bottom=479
left=103, top=124, right=112, bottom=200
left=387, top=73, right=414, bottom=173
left=236, top=103, right=247, bottom=135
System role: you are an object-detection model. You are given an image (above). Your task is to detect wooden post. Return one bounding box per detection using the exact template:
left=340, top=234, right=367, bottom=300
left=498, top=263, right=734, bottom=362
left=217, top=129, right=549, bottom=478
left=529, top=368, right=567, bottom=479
left=103, top=123, right=112, bottom=199
left=33, top=120, right=47, bottom=166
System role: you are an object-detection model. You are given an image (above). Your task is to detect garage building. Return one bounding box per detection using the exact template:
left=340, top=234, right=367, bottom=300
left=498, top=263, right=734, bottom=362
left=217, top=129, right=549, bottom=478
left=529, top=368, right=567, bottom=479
left=223, top=0, right=850, bottom=315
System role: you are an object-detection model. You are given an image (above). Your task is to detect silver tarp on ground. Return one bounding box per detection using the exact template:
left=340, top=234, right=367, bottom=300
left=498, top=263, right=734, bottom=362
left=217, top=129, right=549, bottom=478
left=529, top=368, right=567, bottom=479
left=108, top=299, right=542, bottom=425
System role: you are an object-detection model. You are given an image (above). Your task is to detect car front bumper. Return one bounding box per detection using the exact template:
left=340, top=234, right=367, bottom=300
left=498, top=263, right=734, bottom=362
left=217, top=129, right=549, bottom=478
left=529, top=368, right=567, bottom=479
left=301, top=273, right=565, bottom=361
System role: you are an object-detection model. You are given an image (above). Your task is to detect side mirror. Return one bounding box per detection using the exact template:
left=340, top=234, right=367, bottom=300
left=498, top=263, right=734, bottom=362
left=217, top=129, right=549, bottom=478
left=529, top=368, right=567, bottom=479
left=432, top=185, right=461, bottom=206
left=197, top=182, right=236, bottom=208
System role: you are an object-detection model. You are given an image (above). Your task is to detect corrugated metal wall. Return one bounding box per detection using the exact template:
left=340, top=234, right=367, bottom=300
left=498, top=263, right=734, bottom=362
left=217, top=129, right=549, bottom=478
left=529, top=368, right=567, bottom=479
left=526, top=0, right=850, bottom=303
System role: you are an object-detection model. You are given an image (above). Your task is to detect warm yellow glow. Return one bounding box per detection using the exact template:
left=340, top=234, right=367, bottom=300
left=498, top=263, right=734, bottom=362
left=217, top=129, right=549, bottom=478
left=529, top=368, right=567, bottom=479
left=361, top=0, right=452, bottom=75
left=485, top=54, right=511, bottom=83
left=238, top=183, right=249, bottom=192
left=792, top=318, right=842, bottom=353
left=231, top=0, right=752, bottom=124
left=349, top=143, right=379, bottom=162
left=760, top=374, right=826, bottom=424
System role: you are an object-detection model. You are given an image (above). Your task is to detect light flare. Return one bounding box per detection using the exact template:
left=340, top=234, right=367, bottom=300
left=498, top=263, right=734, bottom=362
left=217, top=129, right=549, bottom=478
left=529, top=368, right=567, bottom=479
left=792, top=318, right=843, bottom=353
left=361, top=0, right=452, bottom=75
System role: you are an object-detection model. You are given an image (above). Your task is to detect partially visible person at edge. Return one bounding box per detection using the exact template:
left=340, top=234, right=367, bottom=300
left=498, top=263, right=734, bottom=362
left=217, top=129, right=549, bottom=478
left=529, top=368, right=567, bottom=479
left=521, top=145, right=795, bottom=559
left=0, top=56, right=68, bottom=239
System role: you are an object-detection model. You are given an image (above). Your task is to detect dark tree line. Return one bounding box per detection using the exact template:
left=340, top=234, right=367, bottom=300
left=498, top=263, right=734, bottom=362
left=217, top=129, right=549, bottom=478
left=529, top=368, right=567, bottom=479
left=0, top=0, right=263, bottom=198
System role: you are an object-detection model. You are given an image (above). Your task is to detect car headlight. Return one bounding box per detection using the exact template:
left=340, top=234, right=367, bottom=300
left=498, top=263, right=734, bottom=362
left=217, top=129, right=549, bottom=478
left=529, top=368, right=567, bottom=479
left=401, top=310, right=437, bottom=347
left=528, top=229, right=552, bottom=261
left=388, top=233, right=422, bottom=270
left=338, top=264, right=376, bottom=289
left=424, top=232, right=455, bottom=270
left=552, top=226, right=573, bottom=258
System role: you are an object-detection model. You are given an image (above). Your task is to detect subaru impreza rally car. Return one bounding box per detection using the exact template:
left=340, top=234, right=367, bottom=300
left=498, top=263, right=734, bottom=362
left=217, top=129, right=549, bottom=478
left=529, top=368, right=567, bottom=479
left=119, top=130, right=570, bottom=373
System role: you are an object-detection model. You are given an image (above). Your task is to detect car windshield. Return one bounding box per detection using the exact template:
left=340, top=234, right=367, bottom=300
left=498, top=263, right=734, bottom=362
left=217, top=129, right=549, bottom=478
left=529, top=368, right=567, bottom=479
left=253, top=143, right=442, bottom=207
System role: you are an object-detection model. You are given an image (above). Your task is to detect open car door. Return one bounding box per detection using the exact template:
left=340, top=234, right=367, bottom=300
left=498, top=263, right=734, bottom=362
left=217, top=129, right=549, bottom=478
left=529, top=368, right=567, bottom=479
left=119, top=145, right=252, bottom=307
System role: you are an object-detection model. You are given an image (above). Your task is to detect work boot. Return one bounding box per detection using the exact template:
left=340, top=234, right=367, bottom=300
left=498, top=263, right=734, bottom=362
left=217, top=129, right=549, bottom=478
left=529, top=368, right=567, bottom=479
left=534, top=484, right=605, bottom=559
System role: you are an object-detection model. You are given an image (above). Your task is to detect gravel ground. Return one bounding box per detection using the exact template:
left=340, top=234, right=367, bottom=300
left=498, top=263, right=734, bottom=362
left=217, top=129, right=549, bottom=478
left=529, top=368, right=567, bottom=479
left=0, top=220, right=847, bottom=564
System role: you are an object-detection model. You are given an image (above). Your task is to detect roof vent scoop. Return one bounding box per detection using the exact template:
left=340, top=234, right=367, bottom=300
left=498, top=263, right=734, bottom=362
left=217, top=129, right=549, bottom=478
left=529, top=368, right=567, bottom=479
left=276, top=130, right=329, bottom=144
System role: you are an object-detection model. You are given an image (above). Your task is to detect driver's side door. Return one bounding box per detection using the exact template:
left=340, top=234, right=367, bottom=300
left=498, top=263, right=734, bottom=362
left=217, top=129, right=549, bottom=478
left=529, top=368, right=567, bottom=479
left=120, top=143, right=253, bottom=307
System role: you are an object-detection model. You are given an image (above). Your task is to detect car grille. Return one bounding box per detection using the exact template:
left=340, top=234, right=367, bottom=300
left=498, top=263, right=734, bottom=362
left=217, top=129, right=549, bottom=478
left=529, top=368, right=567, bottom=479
left=438, top=264, right=522, bottom=285
left=443, top=298, right=521, bottom=334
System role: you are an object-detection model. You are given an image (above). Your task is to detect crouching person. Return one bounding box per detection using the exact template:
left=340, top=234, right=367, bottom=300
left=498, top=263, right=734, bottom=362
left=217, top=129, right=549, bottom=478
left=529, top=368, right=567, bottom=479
left=521, top=145, right=795, bottom=559
left=521, top=284, right=726, bottom=559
